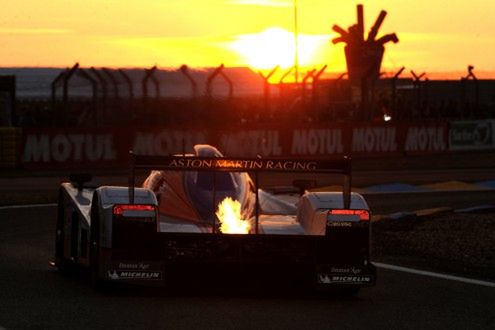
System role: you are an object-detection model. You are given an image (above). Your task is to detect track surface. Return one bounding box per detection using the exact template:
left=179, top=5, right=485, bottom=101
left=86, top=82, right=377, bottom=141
left=1, top=156, right=495, bottom=329
left=1, top=204, right=494, bottom=329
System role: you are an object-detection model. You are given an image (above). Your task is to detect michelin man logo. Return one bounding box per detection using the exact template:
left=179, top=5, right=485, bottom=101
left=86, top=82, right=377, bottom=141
left=108, top=270, right=120, bottom=280
left=319, top=274, right=331, bottom=284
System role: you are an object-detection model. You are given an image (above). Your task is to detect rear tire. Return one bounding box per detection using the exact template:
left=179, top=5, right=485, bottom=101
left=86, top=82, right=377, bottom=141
left=55, top=192, right=70, bottom=274
left=89, top=239, right=101, bottom=288
left=90, top=230, right=106, bottom=289
left=89, top=194, right=109, bottom=291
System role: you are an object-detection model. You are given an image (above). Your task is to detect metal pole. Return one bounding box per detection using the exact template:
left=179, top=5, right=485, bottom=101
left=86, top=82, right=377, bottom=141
left=392, top=66, right=405, bottom=119
left=142, top=65, right=157, bottom=100
left=206, top=64, right=224, bottom=99
left=102, top=68, right=120, bottom=99
left=259, top=65, right=279, bottom=112
left=179, top=65, right=198, bottom=99
left=118, top=69, right=134, bottom=100
left=301, top=69, right=315, bottom=109
left=293, top=0, right=299, bottom=83
left=76, top=69, right=99, bottom=127
left=311, top=64, right=327, bottom=109
left=62, top=63, right=79, bottom=105
left=51, top=69, right=66, bottom=108
left=220, top=72, right=234, bottom=100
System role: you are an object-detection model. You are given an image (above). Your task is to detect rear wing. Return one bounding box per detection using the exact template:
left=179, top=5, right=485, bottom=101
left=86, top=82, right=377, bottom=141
left=128, top=152, right=352, bottom=232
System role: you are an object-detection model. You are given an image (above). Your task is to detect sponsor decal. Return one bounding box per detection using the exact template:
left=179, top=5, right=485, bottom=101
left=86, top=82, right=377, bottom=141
left=165, top=158, right=318, bottom=172
left=107, top=270, right=162, bottom=280
left=405, top=126, right=446, bottom=152
left=449, top=120, right=495, bottom=150
left=23, top=133, right=117, bottom=163
left=118, top=262, right=150, bottom=270
left=220, top=130, right=282, bottom=157
left=318, top=274, right=372, bottom=284
left=291, top=129, right=344, bottom=156
left=352, top=127, right=398, bottom=153
left=327, top=222, right=352, bottom=227
left=133, top=130, right=207, bottom=156
left=330, top=267, right=363, bottom=275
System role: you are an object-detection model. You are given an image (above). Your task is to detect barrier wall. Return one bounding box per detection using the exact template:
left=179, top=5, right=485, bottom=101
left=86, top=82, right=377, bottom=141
left=0, top=127, right=22, bottom=168
left=21, top=122, right=453, bottom=169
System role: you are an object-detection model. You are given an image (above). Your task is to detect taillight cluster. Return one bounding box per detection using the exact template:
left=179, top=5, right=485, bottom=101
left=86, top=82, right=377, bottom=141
left=112, top=204, right=157, bottom=223
left=113, top=204, right=156, bottom=215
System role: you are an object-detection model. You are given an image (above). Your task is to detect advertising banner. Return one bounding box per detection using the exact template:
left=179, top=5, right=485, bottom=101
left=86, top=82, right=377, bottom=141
left=402, top=123, right=448, bottom=154
left=22, top=128, right=130, bottom=169
left=21, top=122, right=450, bottom=169
left=449, top=120, right=495, bottom=151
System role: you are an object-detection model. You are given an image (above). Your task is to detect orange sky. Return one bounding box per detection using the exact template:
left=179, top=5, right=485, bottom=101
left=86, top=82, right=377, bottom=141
left=1, top=0, right=495, bottom=77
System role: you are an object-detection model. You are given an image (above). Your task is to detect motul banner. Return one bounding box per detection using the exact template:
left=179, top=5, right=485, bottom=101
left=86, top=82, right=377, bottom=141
left=403, top=123, right=448, bottom=154
left=22, top=122, right=449, bottom=169
left=132, top=129, right=208, bottom=156
left=22, top=129, right=129, bottom=168
left=288, top=128, right=345, bottom=156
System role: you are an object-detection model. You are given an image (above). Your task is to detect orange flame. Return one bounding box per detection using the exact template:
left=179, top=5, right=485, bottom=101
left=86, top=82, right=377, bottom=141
left=216, top=197, right=251, bottom=234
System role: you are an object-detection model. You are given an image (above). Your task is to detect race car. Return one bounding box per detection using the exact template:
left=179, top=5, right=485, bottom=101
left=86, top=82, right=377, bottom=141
left=54, top=144, right=375, bottom=293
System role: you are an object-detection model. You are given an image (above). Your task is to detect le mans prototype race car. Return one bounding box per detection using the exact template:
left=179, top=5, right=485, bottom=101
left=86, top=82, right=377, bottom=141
left=54, top=145, right=375, bottom=293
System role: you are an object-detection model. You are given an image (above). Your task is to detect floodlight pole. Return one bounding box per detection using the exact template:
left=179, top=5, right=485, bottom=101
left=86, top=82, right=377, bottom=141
left=294, top=0, right=299, bottom=84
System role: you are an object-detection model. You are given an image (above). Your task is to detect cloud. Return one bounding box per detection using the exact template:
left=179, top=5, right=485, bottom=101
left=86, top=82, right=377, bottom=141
left=0, top=27, right=73, bottom=35
left=399, top=32, right=494, bottom=43
left=227, top=0, right=291, bottom=7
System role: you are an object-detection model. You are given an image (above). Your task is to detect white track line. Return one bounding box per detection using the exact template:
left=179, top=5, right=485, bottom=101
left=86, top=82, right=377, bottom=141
left=0, top=203, right=56, bottom=210
left=374, top=262, right=495, bottom=288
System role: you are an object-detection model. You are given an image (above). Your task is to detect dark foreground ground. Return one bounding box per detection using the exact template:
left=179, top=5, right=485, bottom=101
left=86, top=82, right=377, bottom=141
left=373, top=211, right=495, bottom=281
left=0, top=205, right=494, bottom=329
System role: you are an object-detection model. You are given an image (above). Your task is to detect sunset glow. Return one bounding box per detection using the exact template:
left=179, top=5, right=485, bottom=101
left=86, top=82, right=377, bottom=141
left=229, top=27, right=328, bottom=70
left=0, top=0, right=494, bottom=76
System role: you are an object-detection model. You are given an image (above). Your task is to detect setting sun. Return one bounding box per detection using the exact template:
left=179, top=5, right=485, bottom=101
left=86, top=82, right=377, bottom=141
left=229, top=27, right=329, bottom=70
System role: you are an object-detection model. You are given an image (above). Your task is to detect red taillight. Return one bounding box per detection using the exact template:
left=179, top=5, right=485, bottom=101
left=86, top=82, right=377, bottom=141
left=328, top=209, right=370, bottom=221
left=113, top=204, right=156, bottom=215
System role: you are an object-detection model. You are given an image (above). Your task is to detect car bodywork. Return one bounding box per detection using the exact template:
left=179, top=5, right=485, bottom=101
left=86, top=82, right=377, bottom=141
left=55, top=145, right=375, bottom=292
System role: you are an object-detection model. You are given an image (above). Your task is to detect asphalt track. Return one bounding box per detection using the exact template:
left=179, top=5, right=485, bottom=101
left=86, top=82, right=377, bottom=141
left=1, top=201, right=494, bottom=329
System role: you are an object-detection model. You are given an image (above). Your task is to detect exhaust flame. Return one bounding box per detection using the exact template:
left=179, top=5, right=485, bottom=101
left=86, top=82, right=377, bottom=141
left=216, top=197, right=251, bottom=234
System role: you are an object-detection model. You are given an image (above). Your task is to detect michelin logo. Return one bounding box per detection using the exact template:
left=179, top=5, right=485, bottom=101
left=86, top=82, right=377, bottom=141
left=318, top=274, right=372, bottom=284
left=108, top=270, right=162, bottom=280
